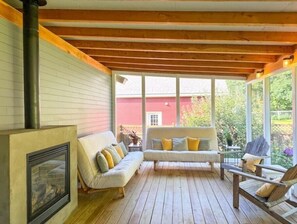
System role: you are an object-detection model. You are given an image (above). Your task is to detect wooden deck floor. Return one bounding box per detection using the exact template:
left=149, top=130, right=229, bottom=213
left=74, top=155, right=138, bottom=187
left=66, top=162, right=297, bottom=224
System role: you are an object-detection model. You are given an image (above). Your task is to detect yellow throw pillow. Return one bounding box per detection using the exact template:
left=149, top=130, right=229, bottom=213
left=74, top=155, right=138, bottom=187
left=101, top=149, right=114, bottom=169
left=256, top=177, right=281, bottom=197
left=162, top=138, right=173, bottom=151
left=114, top=145, right=125, bottom=158
left=187, top=137, right=200, bottom=151
left=238, top=153, right=262, bottom=172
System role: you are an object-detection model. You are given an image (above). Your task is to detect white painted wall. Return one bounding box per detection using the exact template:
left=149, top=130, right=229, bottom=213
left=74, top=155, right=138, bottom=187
left=0, top=18, right=111, bottom=136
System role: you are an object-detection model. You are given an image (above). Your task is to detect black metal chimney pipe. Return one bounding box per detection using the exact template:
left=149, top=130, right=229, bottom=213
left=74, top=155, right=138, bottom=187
left=21, top=0, right=46, bottom=129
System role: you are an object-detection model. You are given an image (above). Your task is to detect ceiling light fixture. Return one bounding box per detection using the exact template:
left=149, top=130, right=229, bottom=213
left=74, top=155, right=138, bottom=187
left=256, top=70, right=264, bottom=78
left=283, top=55, right=294, bottom=68
left=116, top=75, right=128, bottom=84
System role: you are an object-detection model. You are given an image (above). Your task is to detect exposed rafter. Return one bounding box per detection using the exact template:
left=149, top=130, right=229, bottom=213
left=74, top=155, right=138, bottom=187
left=103, top=62, right=254, bottom=74
left=109, top=66, right=247, bottom=77
left=87, top=50, right=277, bottom=63
left=95, top=57, right=265, bottom=69
left=67, top=40, right=293, bottom=55
left=39, top=10, right=297, bottom=27
left=47, top=27, right=297, bottom=44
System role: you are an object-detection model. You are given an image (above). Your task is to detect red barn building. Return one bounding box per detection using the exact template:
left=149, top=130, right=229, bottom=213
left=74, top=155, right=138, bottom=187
left=116, top=75, right=228, bottom=133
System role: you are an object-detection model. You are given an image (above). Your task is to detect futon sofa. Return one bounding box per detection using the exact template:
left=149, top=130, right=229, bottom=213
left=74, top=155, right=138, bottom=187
left=77, top=131, right=143, bottom=196
left=144, top=127, right=220, bottom=171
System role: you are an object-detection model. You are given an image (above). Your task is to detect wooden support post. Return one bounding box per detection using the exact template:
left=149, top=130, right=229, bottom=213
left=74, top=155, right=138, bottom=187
left=233, top=174, right=240, bottom=209
left=220, top=168, right=225, bottom=180
left=119, top=187, right=125, bottom=197
left=255, top=165, right=262, bottom=177
left=77, top=169, right=89, bottom=192
left=242, top=161, right=247, bottom=181
left=210, top=162, right=214, bottom=172
left=154, top=160, right=158, bottom=171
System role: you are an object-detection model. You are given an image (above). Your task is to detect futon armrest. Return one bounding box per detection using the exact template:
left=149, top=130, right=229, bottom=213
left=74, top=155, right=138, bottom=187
left=229, top=169, right=286, bottom=186
left=255, top=164, right=287, bottom=173
left=218, top=150, right=243, bottom=155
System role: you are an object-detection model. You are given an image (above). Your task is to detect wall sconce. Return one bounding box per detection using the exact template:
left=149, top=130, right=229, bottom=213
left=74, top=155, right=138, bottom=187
left=116, top=75, right=128, bottom=84
left=256, top=70, right=264, bottom=78
left=283, top=55, right=294, bottom=68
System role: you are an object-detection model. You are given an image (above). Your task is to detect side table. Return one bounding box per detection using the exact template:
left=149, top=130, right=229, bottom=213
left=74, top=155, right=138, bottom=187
left=225, top=145, right=241, bottom=151
left=222, top=145, right=242, bottom=165
left=128, top=143, right=142, bottom=152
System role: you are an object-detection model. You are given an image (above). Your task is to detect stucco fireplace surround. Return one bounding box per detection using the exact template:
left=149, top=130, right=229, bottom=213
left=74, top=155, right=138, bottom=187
left=0, top=125, right=77, bottom=223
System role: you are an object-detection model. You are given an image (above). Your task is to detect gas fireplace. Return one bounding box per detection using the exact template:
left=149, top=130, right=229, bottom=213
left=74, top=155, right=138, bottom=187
left=27, top=143, right=70, bottom=224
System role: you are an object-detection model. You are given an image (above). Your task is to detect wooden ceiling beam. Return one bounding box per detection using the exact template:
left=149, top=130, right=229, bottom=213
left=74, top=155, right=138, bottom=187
left=103, top=62, right=254, bottom=74
left=39, top=10, right=297, bottom=26
left=87, top=50, right=277, bottom=63
left=96, top=57, right=264, bottom=69
left=67, top=40, right=293, bottom=55
left=47, top=27, right=297, bottom=44
left=108, top=66, right=247, bottom=78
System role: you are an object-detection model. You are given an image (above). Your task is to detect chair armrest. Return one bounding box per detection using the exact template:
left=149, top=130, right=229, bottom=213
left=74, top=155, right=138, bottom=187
left=229, top=169, right=286, bottom=186
left=255, top=164, right=287, bottom=173
left=218, top=150, right=243, bottom=155
left=283, top=178, right=297, bottom=186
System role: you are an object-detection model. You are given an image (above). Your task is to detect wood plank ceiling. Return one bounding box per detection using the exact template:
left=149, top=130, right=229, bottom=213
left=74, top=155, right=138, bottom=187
left=7, top=0, right=297, bottom=78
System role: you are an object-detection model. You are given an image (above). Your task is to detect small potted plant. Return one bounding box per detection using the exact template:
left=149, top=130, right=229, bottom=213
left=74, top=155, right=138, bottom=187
left=226, top=133, right=233, bottom=146
left=129, top=130, right=140, bottom=145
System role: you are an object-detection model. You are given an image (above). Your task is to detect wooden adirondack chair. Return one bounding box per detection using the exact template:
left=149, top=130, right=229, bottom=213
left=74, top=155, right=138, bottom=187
left=219, top=136, right=269, bottom=180
left=230, top=164, right=297, bottom=224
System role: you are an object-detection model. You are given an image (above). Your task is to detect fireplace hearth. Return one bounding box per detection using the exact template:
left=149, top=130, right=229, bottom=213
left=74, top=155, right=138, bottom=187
left=27, top=143, right=70, bottom=224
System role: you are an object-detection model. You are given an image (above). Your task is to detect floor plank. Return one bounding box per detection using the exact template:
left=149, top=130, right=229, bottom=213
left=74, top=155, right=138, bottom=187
left=107, top=162, right=152, bottom=224
left=162, top=162, right=174, bottom=224
left=185, top=162, right=206, bottom=224
left=66, top=162, right=297, bottom=224
left=139, top=162, right=164, bottom=224
left=150, top=162, right=168, bottom=224
left=180, top=163, right=194, bottom=224
left=191, top=164, right=218, bottom=224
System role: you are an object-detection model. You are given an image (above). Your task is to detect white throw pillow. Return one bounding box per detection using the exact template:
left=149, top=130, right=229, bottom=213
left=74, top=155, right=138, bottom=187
left=238, top=153, right=262, bottom=172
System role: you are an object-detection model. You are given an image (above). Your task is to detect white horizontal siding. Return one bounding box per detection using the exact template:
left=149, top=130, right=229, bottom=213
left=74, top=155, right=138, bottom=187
left=0, top=18, right=111, bottom=136
left=0, top=19, right=24, bottom=130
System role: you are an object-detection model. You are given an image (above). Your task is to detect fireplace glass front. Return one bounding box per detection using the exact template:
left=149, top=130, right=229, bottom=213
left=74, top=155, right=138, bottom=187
left=27, top=143, right=70, bottom=224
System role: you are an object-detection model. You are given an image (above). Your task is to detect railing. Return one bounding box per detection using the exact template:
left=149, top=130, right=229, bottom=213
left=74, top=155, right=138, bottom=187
left=271, top=123, right=293, bottom=168
left=116, top=125, right=143, bottom=148
left=116, top=124, right=177, bottom=146
left=271, top=110, right=292, bottom=120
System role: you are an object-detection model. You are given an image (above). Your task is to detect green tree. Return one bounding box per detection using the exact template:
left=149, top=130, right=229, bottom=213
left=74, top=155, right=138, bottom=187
left=181, top=80, right=246, bottom=148
left=270, top=71, right=292, bottom=111
left=181, top=96, right=211, bottom=127
left=215, top=80, right=246, bottom=148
